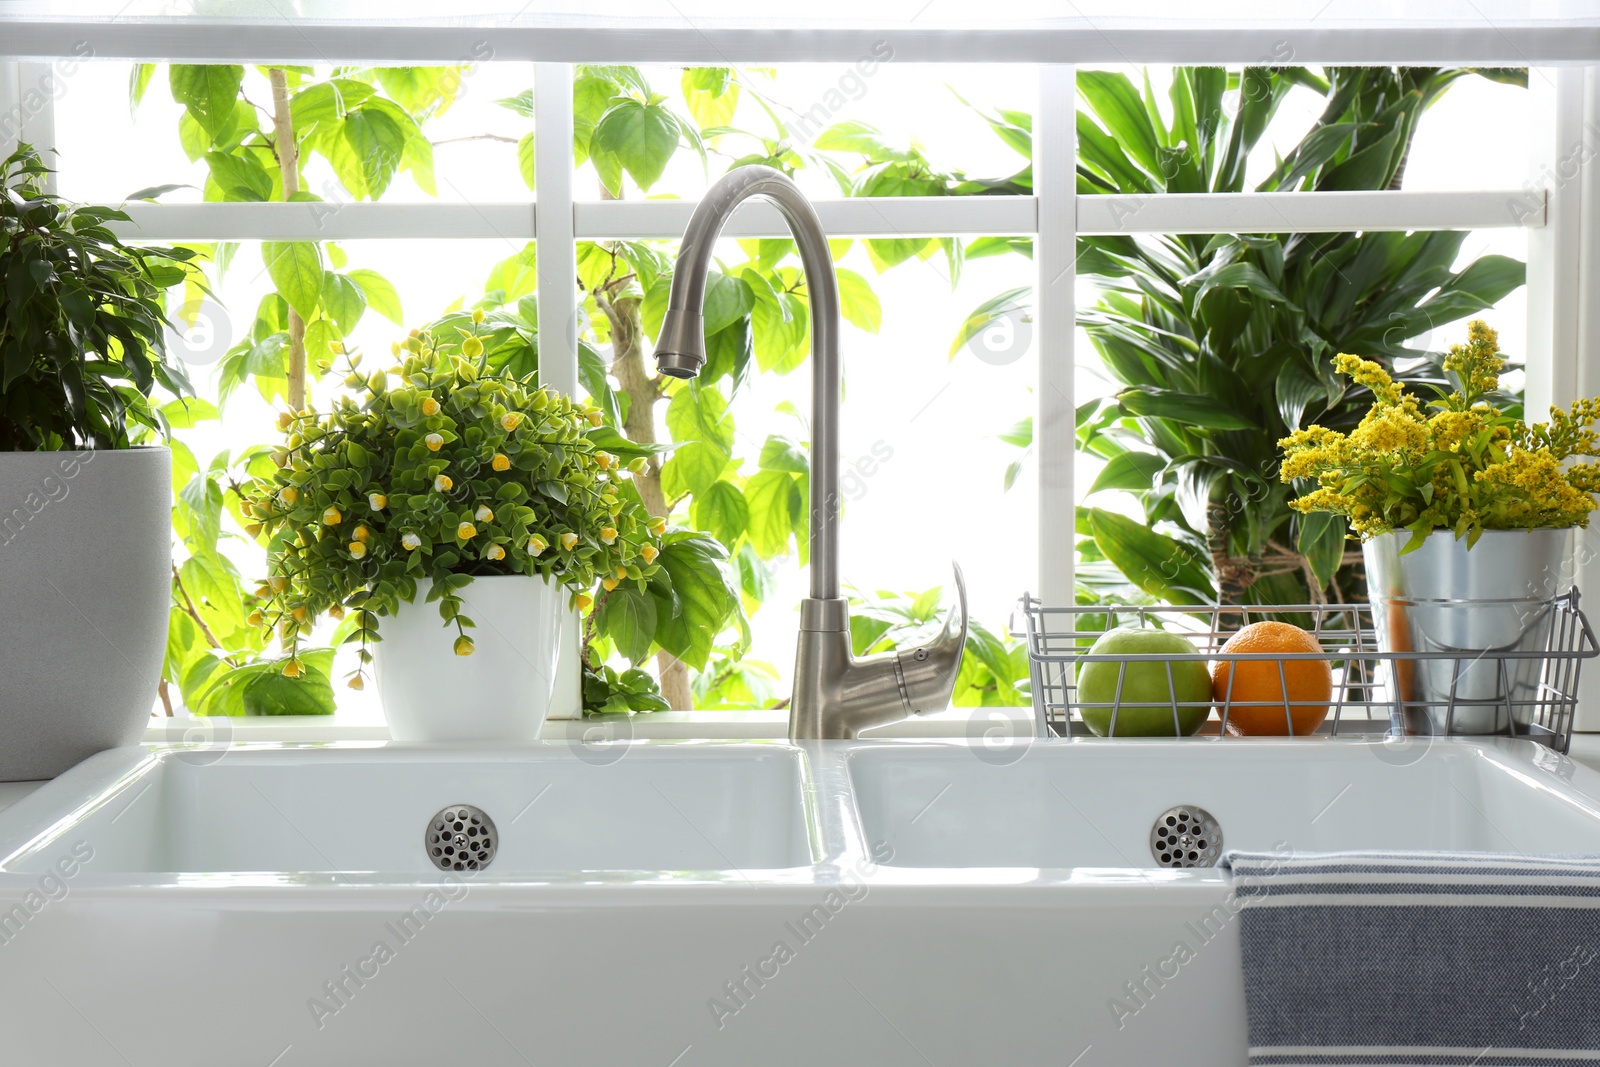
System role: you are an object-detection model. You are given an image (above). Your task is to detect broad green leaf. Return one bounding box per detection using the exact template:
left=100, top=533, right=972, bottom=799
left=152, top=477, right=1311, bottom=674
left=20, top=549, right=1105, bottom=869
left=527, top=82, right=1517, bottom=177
left=176, top=477, right=224, bottom=554
left=682, top=68, right=740, bottom=130
left=129, top=64, right=155, bottom=111
left=177, top=112, right=209, bottom=162
left=239, top=650, right=337, bottom=716
left=1116, top=387, right=1257, bottom=430
left=865, top=237, right=936, bottom=273
left=598, top=586, right=657, bottom=664
left=339, top=108, right=408, bottom=199
left=949, top=286, right=1030, bottom=358
left=517, top=131, right=537, bottom=191
left=401, top=134, right=436, bottom=197
left=648, top=533, right=739, bottom=671
left=813, top=120, right=916, bottom=161
left=665, top=384, right=735, bottom=452
left=262, top=242, right=322, bottom=320
left=498, top=90, right=536, bottom=118
left=1086, top=507, right=1211, bottom=605
left=758, top=435, right=808, bottom=474
left=1316, top=125, right=1403, bottom=192
left=690, top=480, right=750, bottom=547
left=483, top=244, right=538, bottom=304
left=1413, top=255, right=1526, bottom=325
left=303, top=317, right=343, bottom=371
left=290, top=78, right=375, bottom=128
left=203, top=151, right=272, bottom=202
left=319, top=272, right=367, bottom=335
left=660, top=440, right=730, bottom=498
left=998, top=416, right=1032, bottom=448
left=592, top=99, right=680, bottom=192
left=571, top=73, right=617, bottom=169
left=734, top=543, right=774, bottom=605
left=160, top=397, right=219, bottom=430
left=376, top=66, right=463, bottom=116
left=836, top=268, right=882, bottom=333
left=749, top=277, right=808, bottom=374
left=169, top=65, right=244, bottom=144
left=702, top=271, right=755, bottom=336
left=1192, top=261, right=1288, bottom=305
left=346, top=268, right=404, bottom=326
left=1088, top=451, right=1163, bottom=495
left=744, top=470, right=802, bottom=558
left=1297, top=511, right=1347, bottom=592
left=1075, top=111, right=1156, bottom=193
left=1078, top=70, right=1162, bottom=176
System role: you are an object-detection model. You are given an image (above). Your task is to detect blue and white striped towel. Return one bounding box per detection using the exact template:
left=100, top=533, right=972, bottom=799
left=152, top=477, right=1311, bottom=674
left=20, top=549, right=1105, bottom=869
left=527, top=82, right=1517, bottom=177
left=1226, top=850, right=1600, bottom=1066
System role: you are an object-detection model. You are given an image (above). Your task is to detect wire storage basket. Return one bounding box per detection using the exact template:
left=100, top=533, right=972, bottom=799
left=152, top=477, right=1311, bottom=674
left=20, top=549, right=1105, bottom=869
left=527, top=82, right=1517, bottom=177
left=1014, top=592, right=1599, bottom=753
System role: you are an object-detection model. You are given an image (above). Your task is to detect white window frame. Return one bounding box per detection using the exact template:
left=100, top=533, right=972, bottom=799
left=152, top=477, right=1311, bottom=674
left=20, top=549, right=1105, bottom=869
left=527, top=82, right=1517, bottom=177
left=2, top=20, right=1593, bottom=727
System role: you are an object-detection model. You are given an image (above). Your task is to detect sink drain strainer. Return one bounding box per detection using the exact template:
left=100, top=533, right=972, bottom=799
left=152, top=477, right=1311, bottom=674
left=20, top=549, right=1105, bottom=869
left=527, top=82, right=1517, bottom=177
left=1150, top=805, right=1222, bottom=868
left=426, top=805, right=497, bottom=872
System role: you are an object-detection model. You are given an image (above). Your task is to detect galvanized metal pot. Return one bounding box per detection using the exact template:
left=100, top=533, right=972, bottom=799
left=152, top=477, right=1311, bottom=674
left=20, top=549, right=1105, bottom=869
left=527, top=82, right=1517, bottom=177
left=1363, top=528, right=1571, bottom=735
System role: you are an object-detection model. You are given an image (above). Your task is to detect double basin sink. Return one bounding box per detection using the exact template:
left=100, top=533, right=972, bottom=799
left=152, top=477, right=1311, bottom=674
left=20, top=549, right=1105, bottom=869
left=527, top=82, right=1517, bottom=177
left=2, top=737, right=1599, bottom=1064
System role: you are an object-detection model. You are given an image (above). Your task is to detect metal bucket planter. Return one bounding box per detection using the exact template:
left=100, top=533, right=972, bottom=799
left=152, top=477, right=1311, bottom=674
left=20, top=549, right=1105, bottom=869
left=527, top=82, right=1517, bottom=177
left=0, top=448, right=171, bottom=780
left=1364, top=528, right=1571, bottom=735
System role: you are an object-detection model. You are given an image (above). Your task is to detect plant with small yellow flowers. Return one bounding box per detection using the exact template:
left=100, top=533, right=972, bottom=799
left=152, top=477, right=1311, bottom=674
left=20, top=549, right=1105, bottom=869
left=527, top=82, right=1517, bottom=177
left=246, top=319, right=666, bottom=688
left=1280, top=320, right=1600, bottom=550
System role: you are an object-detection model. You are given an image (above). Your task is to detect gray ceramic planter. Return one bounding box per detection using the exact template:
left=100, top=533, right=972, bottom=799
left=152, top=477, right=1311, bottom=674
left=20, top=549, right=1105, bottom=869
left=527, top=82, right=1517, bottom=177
left=0, top=448, right=170, bottom=781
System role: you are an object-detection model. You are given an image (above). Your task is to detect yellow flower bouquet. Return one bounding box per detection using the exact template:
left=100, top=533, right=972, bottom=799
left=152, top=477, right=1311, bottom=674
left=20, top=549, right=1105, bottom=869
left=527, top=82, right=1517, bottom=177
left=1279, top=321, right=1600, bottom=551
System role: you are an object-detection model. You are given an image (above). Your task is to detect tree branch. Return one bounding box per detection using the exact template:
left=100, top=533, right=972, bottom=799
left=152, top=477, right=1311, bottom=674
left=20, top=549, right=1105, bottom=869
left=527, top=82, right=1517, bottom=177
left=431, top=133, right=519, bottom=147
left=172, top=562, right=235, bottom=665
left=267, top=67, right=307, bottom=412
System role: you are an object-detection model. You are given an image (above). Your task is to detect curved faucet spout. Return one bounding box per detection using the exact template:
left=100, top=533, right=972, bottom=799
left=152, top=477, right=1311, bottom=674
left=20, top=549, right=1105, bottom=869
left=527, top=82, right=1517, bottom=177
left=653, top=166, right=968, bottom=739
left=652, top=166, right=841, bottom=603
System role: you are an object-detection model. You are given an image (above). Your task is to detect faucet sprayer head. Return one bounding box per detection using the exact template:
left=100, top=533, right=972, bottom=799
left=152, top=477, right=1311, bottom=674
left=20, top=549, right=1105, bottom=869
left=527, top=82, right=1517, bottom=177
left=653, top=309, right=706, bottom=379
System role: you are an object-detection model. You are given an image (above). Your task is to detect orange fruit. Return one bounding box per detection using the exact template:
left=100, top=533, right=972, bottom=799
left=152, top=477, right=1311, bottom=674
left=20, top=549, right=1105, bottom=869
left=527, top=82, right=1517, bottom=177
left=1211, top=621, right=1332, bottom=736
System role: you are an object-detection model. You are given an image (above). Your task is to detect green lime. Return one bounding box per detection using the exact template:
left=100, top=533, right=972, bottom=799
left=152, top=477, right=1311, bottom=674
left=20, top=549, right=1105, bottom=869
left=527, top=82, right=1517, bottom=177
left=1076, top=628, right=1212, bottom=736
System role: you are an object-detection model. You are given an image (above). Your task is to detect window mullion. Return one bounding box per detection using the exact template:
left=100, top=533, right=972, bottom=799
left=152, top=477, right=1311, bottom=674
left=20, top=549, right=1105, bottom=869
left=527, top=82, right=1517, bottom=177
left=1036, top=64, right=1075, bottom=632
left=532, top=61, right=583, bottom=721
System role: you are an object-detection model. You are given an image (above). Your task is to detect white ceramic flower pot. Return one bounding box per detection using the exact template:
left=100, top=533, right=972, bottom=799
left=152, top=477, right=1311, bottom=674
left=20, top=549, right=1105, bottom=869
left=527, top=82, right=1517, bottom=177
left=375, top=574, right=564, bottom=742
left=0, top=448, right=171, bottom=781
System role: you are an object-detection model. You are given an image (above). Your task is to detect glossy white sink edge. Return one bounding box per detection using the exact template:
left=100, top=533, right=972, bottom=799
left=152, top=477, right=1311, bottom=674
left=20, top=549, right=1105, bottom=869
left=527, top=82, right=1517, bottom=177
left=2, top=735, right=1599, bottom=891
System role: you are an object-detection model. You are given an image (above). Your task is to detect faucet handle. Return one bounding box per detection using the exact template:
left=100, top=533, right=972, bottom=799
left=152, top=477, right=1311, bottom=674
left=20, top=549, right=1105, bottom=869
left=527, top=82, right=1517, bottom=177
left=896, top=562, right=970, bottom=714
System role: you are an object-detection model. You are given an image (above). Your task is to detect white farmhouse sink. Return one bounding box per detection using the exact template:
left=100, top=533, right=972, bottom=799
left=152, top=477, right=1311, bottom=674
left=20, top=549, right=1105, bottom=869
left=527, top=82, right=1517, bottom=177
left=0, top=742, right=812, bottom=875
left=846, top=737, right=1600, bottom=868
left=1, top=736, right=1598, bottom=1067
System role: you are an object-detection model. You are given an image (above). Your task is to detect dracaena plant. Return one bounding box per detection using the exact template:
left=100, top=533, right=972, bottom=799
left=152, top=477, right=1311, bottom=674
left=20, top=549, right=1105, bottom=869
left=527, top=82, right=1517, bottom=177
left=1282, top=320, right=1600, bottom=548
left=246, top=315, right=666, bottom=689
left=0, top=143, right=196, bottom=450
left=1073, top=66, right=1528, bottom=606
left=964, top=67, right=1528, bottom=607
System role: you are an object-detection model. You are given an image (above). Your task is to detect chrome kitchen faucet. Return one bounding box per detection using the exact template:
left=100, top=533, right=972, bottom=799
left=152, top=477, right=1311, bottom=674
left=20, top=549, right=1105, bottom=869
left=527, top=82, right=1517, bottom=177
left=653, top=166, right=968, bottom=739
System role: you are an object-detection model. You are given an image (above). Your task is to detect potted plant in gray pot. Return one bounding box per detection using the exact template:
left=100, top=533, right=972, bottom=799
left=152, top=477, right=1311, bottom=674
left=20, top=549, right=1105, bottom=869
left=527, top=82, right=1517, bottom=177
left=0, top=144, right=196, bottom=779
left=1281, top=321, right=1600, bottom=734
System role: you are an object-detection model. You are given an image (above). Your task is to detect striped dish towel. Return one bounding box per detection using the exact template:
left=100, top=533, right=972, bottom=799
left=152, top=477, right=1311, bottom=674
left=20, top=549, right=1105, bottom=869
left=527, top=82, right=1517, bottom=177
left=1225, top=850, right=1600, bottom=1066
